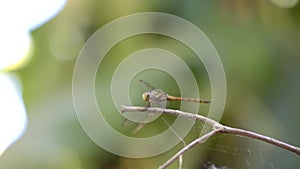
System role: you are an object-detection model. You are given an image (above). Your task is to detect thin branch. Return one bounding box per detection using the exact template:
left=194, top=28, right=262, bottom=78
left=178, top=155, right=183, bottom=169
left=221, top=126, right=300, bottom=156
left=161, top=117, right=186, bottom=169
left=158, top=129, right=222, bottom=169
left=121, top=106, right=300, bottom=168
left=121, top=106, right=219, bottom=127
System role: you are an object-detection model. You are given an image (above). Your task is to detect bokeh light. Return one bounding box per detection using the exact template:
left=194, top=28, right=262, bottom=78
left=270, top=0, right=299, bottom=8
left=0, top=0, right=67, bottom=156
left=0, top=74, right=27, bottom=156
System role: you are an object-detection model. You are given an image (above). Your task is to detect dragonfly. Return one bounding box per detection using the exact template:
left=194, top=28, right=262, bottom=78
left=124, top=79, right=210, bottom=133
left=140, top=79, right=211, bottom=107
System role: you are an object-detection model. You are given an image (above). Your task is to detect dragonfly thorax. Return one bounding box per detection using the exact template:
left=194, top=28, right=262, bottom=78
left=142, top=92, right=151, bottom=101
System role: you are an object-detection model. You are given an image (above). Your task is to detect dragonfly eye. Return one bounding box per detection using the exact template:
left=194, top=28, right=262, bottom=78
left=142, top=92, right=150, bottom=101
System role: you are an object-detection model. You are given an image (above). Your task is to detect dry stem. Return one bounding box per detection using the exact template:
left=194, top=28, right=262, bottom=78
left=121, top=106, right=300, bottom=169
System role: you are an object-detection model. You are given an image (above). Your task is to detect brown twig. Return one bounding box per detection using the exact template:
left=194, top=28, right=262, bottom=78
left=159, top=129, right=222, bottom=169
left=121, top=106, right=300, bottom=169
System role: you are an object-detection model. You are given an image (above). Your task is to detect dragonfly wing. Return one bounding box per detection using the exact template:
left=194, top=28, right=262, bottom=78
left=122, top=119, right=147, bottom=134
left=131, top=90, right=167, bottom=133
left=132, top=123, right=146, bottom=133
left=128, top=80, right=167, bottom=133
left=139, top=79, right=156, bottom=91
left=122, top=118, right=133, bottom=128
left=149, top=89, right=168, bottom=108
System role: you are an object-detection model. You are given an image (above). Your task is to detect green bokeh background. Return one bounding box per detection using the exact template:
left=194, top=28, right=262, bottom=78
left=1, top=0, right=300, bottom=169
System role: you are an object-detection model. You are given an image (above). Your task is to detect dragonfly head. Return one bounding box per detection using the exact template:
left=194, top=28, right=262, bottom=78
left=142, top=92, right=150, bottom=102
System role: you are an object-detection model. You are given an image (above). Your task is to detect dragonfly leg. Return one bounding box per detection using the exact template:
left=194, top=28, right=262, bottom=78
left=140, top=102, right=150, bottom=112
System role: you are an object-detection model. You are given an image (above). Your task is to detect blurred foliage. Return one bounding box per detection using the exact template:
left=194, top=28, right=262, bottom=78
left=1, top=0, right=300, bottom=169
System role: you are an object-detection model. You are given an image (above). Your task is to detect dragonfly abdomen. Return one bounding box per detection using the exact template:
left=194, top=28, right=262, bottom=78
left=167, top=95, right=210, bottom=103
